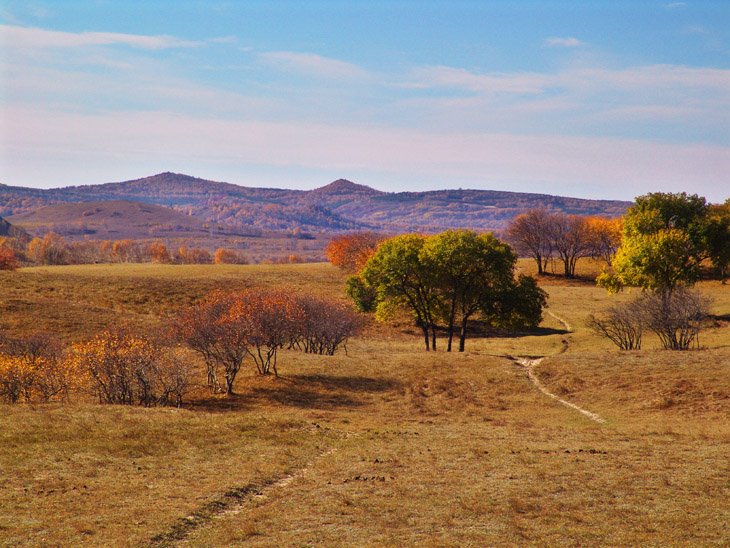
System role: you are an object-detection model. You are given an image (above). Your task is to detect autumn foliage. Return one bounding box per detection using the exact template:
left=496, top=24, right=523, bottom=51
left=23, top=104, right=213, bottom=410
left=326, top=232, right=383, bottom=272
left=0, top=246, right=18, bottom=271
left=68, top=329, right=193, bottom=406
left=172, top=289, right=361, bottom=394
left=0, top=332, right=79, bottom=403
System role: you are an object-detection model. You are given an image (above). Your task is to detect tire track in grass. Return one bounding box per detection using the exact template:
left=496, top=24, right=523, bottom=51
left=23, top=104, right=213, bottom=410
left=143, top=427, right=355, bottom=548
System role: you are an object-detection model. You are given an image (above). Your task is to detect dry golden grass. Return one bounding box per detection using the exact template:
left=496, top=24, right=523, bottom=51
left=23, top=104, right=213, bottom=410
left=1, top=261, right=729, bottom=547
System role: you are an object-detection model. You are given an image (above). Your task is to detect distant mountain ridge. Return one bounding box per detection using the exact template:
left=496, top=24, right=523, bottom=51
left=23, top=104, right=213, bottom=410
left=0, top=172, right=630, bottom=233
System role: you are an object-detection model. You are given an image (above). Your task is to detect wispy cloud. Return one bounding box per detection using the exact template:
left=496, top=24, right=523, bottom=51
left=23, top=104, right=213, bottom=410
left=259, top=51, right=371, bottom=80
left=405, top=66, right=546, bottom=94
left=0, top=25, right=202, bottom=50
left=544, top=37, right=585, bottom=48
left=665, top=2, right=687, bottom=9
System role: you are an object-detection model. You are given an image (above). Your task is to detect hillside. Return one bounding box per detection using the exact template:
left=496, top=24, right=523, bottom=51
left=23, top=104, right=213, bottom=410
left=0, top=173, right=630, bottom=233
left=7, top=200, right=221, bottom=241
left=0, top=215, right=30, bottom=241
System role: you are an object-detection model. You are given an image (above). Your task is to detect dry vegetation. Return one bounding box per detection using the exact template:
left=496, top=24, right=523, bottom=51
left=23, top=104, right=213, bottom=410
left=1, top=259, right=729, bottom=547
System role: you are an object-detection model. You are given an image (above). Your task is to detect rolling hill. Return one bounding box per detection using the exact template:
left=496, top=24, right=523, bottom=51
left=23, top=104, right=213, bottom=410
left=0, top=173, right=630, bottom=234
left=0, top=215, right=30, bottom=241
left=6, top=200, right=220, bottom=241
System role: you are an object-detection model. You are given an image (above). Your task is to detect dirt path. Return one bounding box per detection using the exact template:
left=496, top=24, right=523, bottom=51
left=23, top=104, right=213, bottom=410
left=515, top=357, right=606, bottom=424
left=513, top=309, right=606, bottom=424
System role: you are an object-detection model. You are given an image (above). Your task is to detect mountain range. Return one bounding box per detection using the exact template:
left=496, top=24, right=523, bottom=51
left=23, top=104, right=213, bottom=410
left=0, top=172, right=630, bottom=234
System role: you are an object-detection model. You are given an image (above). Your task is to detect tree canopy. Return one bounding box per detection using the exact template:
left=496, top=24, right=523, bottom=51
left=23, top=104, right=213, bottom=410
left=598, top=192, right=729, bottom=293
left=352, top=230, right=546, bottom=351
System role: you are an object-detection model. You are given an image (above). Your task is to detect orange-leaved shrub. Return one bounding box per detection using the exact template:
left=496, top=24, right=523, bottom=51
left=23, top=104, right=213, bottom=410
left=0, top=332, right=81, bottom=403
left=68, top=329, right=193, bottom=407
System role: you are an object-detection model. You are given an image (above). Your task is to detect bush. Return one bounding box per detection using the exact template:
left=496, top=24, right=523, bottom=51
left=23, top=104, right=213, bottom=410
left=587, top=301, right=643, bottom=350
left=0, top=332, right=79, bottom=403
left=68, top=330, right=194, bottom=406
left=639, top=288, right=711, bottom=351
left=294, top=296, right=363, bottom=355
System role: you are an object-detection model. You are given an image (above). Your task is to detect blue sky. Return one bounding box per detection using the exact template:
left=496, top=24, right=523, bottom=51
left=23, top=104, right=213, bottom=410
left=1, top=1, right=728, bottom=201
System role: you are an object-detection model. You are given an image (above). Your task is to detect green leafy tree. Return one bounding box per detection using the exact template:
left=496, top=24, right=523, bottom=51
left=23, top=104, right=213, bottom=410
left=422, top=230, right=517, bottom=352
left=355, top=231, right=546, bottom=352
left=599, top=192, right=712, bottom=293
left=361, top=234, right=441, bottom=350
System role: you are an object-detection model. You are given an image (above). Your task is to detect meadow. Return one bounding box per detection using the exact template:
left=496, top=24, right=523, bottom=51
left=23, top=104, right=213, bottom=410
left=1, top=261, right=729, bottom=547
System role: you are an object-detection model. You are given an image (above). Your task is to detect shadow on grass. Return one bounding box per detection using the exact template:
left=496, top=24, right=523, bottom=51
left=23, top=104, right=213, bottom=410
left=188, top=374, right=402, bottom=413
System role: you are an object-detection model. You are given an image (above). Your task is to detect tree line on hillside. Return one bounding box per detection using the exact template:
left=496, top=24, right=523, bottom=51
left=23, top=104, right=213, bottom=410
left=0, top=233, right=250, bottom=268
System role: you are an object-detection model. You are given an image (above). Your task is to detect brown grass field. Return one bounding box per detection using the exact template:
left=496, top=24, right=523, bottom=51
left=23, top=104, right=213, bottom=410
left=1, top=260, right=729, bottom=547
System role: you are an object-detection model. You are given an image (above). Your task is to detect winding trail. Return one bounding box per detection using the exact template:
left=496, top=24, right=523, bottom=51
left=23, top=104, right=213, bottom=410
left=515, top=357, right=606, bottom=424
left=512, top=309, right=606, bottom=424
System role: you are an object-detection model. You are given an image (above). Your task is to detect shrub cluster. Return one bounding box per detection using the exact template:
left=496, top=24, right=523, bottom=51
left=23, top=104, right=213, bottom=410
left=68, top=330, right=194, bottom=407
left=0, top=329, right=194, bottom=406
left=588, top=288, right=711, bottom=351
left=0, top=332, right=79, bottom=403
left=172, top=290, right=362, bottom=394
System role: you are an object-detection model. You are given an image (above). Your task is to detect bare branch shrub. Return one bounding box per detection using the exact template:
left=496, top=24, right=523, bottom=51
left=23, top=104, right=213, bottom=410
left=294, top=296, right=363, bottom=355
left=639, top=288, right=712, bottom=350
left=586, top=301, right=643, bottom=350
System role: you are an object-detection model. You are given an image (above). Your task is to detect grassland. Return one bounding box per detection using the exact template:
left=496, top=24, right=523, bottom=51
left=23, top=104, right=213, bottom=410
left=1, top=260, right=729, bottom=547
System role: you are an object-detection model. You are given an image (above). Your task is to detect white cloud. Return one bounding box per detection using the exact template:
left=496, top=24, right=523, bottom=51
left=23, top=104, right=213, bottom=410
left=406, top=66, right=546, bottom=94
left=544, top=37, right=585, bottom=48
left=0, top=25, right=202, bottom=50
left=666, top=2, right=687, bottom=9
left=259, top=51, right=371, bottom=80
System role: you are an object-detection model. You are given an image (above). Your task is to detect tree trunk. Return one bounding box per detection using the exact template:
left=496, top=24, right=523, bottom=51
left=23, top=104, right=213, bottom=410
left=446, top=298, right=457, bottom=352
left=422, top=325, right=430, bottom=351
left=459, top=317, right=469, bottom=352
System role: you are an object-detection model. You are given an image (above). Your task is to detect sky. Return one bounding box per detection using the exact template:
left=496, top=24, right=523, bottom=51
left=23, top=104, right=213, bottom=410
left=1, top=1, right=728, bottom=202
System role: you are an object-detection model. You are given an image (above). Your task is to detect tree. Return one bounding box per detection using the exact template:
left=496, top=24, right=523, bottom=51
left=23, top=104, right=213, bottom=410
left=226, top=289, right=304, bottom=376
left=598, top=226, right=701, bottom=294
left=586, top=216, right=622, bottom=265
left=360, top=234, right=441, bottom=350
left=354, top=231, right=547, bottom=352
left=28, top=232, right=67, bottom=265
left=294, top=296, right=363, bottom=355
left=598, top=193, right=712, bottom=294
left=639, top=288, right=711, bottom=351
left=480, top=274, right=547, bottom=332
left=171, top=291, right=247, bottom=394
left=704, top=203, right=730, bottom=283
left=147, top=242, right=171, bottom=264
left=326, top=232, right=383, bottom=272
left=0, top=246, right=18, bottom=271
left=549, top=214, right=592, bottom=278
left=214, top=248, right=246, bottom=264
left=422, top=230, right=517, bottom=352
left=505, top=209, right=554, bottom=275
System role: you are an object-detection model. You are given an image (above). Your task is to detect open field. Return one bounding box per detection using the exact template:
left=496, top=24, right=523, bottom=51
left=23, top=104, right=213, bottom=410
left=1, top=260, right=729, bottom=547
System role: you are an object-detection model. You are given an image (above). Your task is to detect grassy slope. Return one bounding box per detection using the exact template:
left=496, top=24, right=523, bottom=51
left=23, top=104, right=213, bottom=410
left=0, top=261, right=729, bottom=547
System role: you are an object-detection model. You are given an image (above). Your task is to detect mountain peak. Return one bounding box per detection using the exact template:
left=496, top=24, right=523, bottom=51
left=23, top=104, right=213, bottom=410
left=312, top=179, right=381, bottom=195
